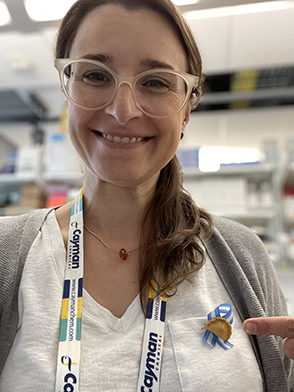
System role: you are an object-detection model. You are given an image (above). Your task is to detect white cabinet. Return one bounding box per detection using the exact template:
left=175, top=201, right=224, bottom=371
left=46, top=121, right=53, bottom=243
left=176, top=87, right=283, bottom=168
left=183, top=163, right=285, bottom=263
left=283, top=163, right=294, bottom=263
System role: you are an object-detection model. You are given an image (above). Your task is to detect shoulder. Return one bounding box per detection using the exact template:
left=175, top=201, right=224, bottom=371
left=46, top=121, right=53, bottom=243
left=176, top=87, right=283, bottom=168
left=0, top=209, right=52, bottom=311
left=210, top=214, right=266, bottom=259
left=212, top=214, right=259, bottom=242
left=0, top=209, right=51, bottom=371
left=207, top=214, right=276, bottom=294
left=207, top=215, right=286, bottom=315
left=0, top=208, right=52, bottom=273
left=0, top=208, right=51, bottom=242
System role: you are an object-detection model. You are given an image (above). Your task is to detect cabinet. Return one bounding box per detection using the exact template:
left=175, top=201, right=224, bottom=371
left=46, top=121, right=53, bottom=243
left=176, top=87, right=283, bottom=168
left=0, top=169, right=83, bottom=216
left=283, top=163, right=294, bottom=263
left=183, top=163, right=285, bottom=263
left=0, top=145, right=46, bottom=215
left=0, top=139, right=83, bottom=215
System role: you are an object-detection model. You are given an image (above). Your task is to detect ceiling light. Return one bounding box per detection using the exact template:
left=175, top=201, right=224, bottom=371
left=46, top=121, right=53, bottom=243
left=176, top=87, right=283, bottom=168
left=183, top=1, right=294, bottom=19
left=0, top=1, right=12, bottom=26
left=24, top=0, right=76, bottom=22
left=173, top=0, right=199, bottom=5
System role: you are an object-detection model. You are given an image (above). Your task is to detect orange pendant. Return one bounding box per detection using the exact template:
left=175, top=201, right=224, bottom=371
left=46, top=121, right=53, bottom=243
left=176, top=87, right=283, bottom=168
left=119, top=248, right=128, bottom=260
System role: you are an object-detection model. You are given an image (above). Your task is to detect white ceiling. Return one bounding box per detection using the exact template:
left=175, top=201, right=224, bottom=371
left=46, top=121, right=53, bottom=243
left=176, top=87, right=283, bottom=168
left=0, top=0, right=294, bottom=120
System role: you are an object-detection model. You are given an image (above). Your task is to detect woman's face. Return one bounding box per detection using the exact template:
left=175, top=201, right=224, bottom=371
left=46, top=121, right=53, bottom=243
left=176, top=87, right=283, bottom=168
left=68, top=5, right=191, bottom=188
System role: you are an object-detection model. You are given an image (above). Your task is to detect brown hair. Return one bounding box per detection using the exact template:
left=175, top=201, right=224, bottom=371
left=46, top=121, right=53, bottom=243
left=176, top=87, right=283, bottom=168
left=55, top=0, right=213, bottom=308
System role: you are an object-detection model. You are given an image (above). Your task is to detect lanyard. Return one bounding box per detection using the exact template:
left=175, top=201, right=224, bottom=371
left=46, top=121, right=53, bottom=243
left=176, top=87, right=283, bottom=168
left=55, top=189, right=166, bottom=392
left=55, top=188, right=84, bottom=392
left=137, top=281, right=166, bottom=392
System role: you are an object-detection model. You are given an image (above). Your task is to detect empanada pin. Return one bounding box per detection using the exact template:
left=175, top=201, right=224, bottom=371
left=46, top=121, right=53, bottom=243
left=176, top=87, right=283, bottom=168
left=202, top=316, right=232, bottom=342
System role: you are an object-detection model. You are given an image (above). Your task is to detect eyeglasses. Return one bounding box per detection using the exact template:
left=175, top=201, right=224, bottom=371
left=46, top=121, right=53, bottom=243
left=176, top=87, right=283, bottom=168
left=54, top=58, right=199, bottom=118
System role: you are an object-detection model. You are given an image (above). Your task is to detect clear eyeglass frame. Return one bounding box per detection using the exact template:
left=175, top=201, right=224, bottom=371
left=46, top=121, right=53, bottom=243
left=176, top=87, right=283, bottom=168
left=54, top=58, right=200, bottom=119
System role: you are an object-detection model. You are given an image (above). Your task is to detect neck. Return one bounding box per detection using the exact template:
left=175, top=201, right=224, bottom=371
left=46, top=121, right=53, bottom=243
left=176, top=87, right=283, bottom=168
left=82, top=169, right=158, bottom=245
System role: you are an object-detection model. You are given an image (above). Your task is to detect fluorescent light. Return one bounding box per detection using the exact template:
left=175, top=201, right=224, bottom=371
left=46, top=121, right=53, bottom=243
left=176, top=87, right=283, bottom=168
left=24, top=0, right=76, bottom=22
left=199, top=148, right=221, bottom=172
left=173, top=0, right=199, bottom=5
left=0, top=1, right=12, bottom=26
left=199, top=147, right=260, bottom=172
left=184, top=1, right=294, bottom=20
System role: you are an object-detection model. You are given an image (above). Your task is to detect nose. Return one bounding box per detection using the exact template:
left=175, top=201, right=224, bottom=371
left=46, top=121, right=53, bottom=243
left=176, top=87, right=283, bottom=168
left=104, top=83, right=143, bottom=125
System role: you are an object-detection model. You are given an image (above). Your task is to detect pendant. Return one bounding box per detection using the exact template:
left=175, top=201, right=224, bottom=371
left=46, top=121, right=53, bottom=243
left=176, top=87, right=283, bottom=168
left=119, top=248, right=128, bottom=260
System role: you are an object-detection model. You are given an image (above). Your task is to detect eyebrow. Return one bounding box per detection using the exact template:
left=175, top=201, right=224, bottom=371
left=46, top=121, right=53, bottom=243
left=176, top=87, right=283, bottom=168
left=140, top=58, right=175, bottom=70
left=80, top=54, right=175, bottom=71
left=82, top=53, right=113, bottom=64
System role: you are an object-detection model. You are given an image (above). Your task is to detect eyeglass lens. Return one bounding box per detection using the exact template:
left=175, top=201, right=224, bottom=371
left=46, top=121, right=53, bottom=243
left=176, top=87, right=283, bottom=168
left=62, top=61, right=189, bottom=117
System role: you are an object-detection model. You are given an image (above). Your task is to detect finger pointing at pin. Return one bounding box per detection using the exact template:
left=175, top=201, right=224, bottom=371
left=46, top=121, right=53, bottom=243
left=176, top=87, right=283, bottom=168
left=243, top=317, right=294, bottom=360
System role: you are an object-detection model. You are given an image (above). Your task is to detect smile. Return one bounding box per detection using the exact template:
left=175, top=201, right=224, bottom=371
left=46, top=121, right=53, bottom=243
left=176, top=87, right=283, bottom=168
left=101, top=133, right=145, bottom=144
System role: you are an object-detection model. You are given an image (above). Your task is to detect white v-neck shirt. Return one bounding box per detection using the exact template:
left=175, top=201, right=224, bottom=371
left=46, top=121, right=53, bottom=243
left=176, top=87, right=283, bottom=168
left=0, top=210, right=263, bottom=391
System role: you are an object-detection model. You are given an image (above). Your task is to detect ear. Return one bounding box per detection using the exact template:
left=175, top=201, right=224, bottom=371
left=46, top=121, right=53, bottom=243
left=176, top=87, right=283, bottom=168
left=181, top=105, right=191, bottom=132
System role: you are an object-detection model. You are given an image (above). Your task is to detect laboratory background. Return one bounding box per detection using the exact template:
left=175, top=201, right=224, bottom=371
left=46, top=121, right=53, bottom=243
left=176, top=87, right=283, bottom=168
left=0, top=0, right=293, bottom=314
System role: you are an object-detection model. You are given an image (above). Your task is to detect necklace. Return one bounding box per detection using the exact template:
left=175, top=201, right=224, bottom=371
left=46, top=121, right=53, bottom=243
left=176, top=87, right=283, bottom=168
left=84, top=224, right=140, bottom=260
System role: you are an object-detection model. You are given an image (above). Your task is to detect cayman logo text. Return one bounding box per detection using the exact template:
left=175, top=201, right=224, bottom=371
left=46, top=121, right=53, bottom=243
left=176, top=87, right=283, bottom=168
left=69, top=226, right=81, bottom=269
left=141, top=332, right=163, bottom=392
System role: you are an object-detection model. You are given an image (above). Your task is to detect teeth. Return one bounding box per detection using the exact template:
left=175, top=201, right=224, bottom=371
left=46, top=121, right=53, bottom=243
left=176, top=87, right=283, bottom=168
left=102, top=134, right=144, bottom=144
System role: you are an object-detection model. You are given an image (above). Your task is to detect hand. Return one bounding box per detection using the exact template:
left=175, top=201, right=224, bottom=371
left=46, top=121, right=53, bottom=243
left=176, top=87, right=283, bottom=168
left=243, top=317, right=294, bottom=359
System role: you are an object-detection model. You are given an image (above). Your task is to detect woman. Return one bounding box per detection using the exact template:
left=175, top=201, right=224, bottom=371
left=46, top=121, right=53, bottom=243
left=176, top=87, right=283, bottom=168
left=0, top=0, right=293, bottom=391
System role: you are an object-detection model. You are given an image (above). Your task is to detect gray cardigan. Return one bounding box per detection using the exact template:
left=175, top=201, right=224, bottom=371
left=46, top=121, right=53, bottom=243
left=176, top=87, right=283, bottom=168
left=0, top=209, right=293, bottom=391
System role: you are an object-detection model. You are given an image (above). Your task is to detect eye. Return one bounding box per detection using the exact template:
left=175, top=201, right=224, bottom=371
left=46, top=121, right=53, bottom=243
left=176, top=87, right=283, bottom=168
left=143, top=77, right=170, bottom=90
left=137, top=75, right=173, bottom=96
left=144, top=78, right=169, bottom=88
left=64, top=65, right=71, bottom=79
left=83, top=70, right=112, bottom=85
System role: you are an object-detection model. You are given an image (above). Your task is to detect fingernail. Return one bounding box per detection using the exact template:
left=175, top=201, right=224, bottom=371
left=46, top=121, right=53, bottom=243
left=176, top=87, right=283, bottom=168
left=245, top=322, right=257, bottom=334
left=282, top=338, right=290, bottom=359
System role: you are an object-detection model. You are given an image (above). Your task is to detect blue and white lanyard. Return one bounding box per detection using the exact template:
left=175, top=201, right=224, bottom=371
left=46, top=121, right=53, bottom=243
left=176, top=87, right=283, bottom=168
left=55, top=189, right=166, bottom=392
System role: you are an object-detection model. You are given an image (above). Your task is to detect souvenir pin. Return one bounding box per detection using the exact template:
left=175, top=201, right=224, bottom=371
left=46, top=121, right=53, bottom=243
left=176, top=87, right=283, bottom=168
left=202, top=303, right=234, bottom=350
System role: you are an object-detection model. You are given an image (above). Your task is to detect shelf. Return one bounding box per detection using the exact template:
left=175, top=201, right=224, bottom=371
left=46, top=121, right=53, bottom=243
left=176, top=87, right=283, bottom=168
left=0, top=171, right=83, bottom=186
left=2, top=165, right=276, bottom=185
left=183, top=163, right=276, bottom=178
left=200, top=86, right=294, bottom=105
left=44, top=171, right=83, bottom=186
left=211, top=210, right=277, bottom=220
left=0, top=172, right=38, bottom=185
